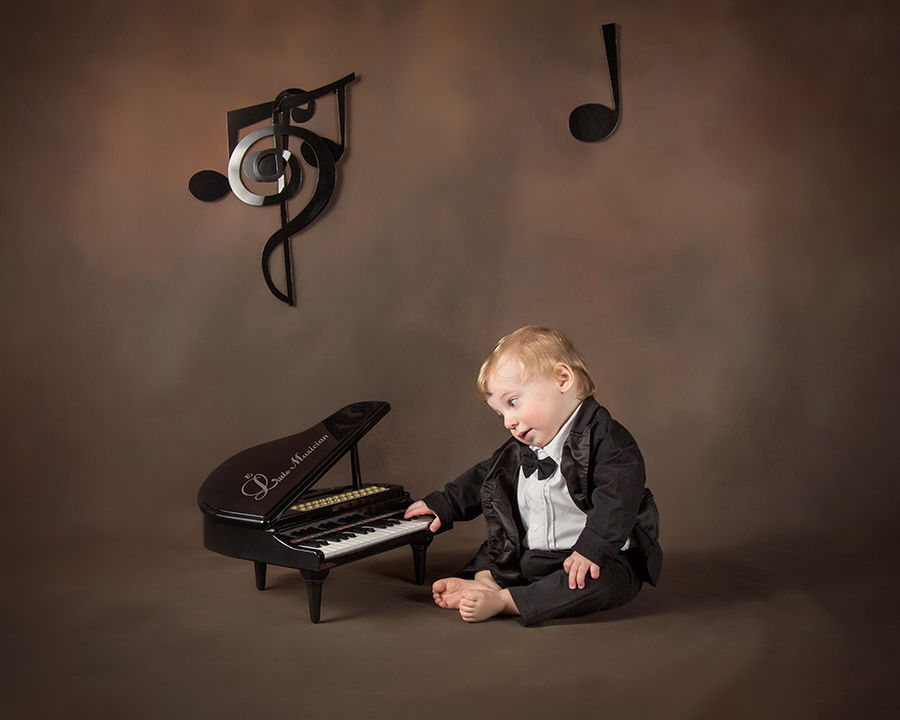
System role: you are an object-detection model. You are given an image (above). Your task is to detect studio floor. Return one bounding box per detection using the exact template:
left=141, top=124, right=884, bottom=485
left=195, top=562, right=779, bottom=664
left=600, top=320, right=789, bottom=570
left=4, top=521, right=898, bottom=719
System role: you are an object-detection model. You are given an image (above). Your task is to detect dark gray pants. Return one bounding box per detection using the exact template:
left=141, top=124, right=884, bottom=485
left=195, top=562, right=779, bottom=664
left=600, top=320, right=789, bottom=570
left=504, top=548, right=643, bottom=626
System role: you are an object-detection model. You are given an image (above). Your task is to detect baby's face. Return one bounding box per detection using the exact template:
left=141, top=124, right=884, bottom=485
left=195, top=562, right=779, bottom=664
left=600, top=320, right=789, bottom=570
left=484, top=354, right=579, bottom=448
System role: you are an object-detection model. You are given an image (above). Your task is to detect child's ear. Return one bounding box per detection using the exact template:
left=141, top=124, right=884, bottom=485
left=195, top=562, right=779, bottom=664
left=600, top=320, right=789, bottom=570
left=553, top=363, right=576, bottom=393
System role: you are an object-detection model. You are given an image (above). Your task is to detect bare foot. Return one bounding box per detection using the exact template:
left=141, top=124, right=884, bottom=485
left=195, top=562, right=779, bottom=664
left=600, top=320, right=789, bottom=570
left=432, top=577, right=496, bottom=609
left=458, top=588, right=516, bottom=623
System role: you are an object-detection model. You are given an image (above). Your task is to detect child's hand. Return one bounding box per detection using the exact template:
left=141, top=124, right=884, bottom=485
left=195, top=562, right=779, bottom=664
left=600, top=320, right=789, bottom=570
left=404, top=500, right=442, bottom=532
left=563, top=551, right=600, bottom=590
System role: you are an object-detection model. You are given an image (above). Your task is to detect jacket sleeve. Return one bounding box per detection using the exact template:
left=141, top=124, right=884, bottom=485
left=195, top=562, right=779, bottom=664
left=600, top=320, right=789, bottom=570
left=571, top=419, right=646, bottom=567
left=422, top=452, right=497, bottom=533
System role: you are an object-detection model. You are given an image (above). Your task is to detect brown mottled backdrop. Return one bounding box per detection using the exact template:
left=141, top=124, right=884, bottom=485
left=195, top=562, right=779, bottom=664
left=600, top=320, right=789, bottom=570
left=2, top=0, right=897, bottom=718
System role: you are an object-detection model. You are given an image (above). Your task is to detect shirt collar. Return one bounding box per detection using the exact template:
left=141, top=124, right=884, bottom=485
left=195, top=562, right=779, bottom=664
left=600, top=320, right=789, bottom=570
left=530, top=401, right=583, bottom=464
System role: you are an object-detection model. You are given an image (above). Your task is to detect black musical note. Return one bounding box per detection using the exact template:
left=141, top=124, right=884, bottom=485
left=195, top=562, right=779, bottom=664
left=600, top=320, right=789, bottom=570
left=188, top=169, right=231, bottom=202
left=188, top=73, right=356, bottom=306
left=569, top=24, right=620, bottom=142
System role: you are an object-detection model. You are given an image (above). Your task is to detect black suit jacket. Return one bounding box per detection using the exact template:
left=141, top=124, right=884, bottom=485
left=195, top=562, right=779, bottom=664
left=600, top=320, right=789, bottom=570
left=425, top=397, right=662, bottom=587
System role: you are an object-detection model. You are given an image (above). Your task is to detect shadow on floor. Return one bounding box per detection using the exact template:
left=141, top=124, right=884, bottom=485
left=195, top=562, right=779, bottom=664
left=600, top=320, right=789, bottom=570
left=243, top=529, right=900, bottom=627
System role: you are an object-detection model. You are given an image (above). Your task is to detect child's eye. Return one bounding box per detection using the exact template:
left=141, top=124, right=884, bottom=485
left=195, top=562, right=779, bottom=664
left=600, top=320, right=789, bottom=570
left=508, top=397, right=518, bottom=407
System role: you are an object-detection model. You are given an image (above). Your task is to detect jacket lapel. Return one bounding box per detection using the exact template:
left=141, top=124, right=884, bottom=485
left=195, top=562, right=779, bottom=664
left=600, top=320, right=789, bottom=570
left=561, top=397, right=602, bottom=512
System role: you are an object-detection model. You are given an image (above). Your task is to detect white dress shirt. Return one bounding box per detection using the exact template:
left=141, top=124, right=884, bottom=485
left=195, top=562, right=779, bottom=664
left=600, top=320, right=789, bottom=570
left=517, top=404, right=586, bottom=551
left=517, top=402, right=631, bottom=553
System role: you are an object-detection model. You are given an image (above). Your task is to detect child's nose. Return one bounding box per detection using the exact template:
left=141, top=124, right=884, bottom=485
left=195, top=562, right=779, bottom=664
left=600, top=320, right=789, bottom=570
left=504, top=414, right=517, bottom=429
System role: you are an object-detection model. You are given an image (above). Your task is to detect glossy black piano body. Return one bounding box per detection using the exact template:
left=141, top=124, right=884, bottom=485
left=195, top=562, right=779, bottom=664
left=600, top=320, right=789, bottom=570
left=198, top=401, right=432, bottom=622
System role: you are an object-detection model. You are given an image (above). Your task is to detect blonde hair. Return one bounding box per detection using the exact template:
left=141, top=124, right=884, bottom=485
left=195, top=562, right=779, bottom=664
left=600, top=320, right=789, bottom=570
left=476, top=326, right=595, bottom=400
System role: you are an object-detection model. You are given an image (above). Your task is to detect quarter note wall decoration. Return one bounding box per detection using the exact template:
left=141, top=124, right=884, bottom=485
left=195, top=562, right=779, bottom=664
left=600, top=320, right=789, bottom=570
left=569, top=23, right=620, bottom=142
left=189, top=73, right=356, bottom=306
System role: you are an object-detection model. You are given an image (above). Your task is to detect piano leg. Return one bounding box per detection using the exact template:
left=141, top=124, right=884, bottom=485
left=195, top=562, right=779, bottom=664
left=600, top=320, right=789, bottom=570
left=300, top=569, right=330, bottom=623
left=254, top=561, right=267, bottom=590
left=411, top=537, right=432, bottom=585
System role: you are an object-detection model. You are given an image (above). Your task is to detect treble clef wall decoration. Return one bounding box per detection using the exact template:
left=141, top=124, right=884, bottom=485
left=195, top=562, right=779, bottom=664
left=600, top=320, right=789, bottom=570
left=189, top=73, right=356, bottom=306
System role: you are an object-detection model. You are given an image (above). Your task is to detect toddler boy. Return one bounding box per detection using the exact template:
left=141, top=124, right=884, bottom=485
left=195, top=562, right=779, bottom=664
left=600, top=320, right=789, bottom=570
left=405, top=326, right=661, bottom=625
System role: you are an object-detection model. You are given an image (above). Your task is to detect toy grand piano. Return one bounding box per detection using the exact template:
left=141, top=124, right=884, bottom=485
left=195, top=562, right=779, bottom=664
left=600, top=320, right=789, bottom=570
left=198, top=401, right=432, bottom=622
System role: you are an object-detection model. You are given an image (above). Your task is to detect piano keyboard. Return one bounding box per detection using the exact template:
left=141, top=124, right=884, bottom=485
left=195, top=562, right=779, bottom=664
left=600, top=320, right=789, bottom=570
left=282, top=511, right=432, bottom=560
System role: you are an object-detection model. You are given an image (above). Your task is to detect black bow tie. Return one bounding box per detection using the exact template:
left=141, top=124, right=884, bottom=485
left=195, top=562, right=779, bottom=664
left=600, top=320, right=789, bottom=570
left=520, top=447, right=557, bottom=480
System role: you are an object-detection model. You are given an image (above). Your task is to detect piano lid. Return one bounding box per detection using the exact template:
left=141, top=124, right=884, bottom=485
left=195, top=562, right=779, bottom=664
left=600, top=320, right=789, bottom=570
left=197, top=401, right=390, bottom=524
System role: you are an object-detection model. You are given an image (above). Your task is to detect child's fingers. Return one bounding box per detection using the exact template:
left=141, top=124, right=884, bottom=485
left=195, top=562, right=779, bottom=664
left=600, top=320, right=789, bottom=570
left=566, top=557, right=599, bottom=589
left=405, top=500, right=432, bottom=517
left=405, top=501, right=441, bottom=532
left=565, top=552, right=602, bottom=589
